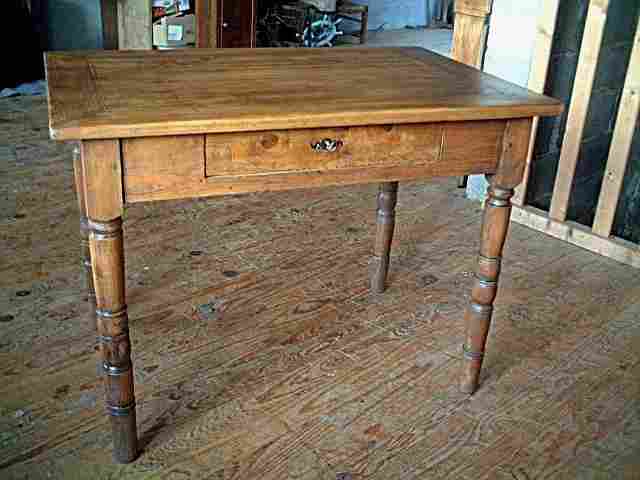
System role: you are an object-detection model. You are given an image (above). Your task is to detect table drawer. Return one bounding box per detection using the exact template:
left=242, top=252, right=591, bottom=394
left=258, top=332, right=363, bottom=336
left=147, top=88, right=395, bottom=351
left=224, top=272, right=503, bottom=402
left=122, top=120, right=508, bottom=202
left=205, top=121, right=505, bottom=178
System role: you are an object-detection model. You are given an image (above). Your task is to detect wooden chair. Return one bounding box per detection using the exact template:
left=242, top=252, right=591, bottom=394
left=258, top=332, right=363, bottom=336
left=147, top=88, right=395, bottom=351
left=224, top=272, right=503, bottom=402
left=452, top=0, right=493, bottom=187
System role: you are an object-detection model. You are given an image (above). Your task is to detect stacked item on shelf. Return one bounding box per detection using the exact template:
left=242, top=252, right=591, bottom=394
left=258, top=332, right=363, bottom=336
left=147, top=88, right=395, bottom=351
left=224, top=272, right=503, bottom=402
left=152, top=0, right=196, bottom=49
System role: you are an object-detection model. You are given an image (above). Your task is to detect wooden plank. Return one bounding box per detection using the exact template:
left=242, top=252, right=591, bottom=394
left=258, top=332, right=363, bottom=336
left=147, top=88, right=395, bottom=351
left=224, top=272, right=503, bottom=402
left=204, top=121, right=505, bottom=177
left=592, top=23, right=640, bottom=237
left=80, top=139, right=124, bottom=221
left=44, top=47, right=562, bottom=141
left=549, top=0, right=610, bottom=221
left=512, top=205, right=640, bottom=269
left=512, top=0, right=561, bottom=206
left=100, top=0, right=119, bottom=50
left=117, top=0, right=152, bottom=50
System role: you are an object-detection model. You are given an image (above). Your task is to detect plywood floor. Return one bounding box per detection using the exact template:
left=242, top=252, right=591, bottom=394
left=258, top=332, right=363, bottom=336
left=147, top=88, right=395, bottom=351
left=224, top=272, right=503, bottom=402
left=1, top=95, right=640, bottom=479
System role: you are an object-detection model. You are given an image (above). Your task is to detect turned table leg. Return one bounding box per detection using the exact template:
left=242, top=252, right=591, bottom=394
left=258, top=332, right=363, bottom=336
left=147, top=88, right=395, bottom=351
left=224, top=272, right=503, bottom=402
left=459, top=118, right=532, bottom=394
left=460, top=176, right=514, bottom=394
left=80, top=139, right=138, bottom=463
left=370, top=181, right=398, bottom=293
left=89, top=217, right=138, bottom=463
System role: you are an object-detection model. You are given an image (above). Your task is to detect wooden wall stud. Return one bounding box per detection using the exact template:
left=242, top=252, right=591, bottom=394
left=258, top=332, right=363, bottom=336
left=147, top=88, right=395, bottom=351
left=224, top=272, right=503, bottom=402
left=549, top=0, right=610, bottom=221
left=592, top=21, right=640, bottom=237
left=512, top=0, right=561, bottom=206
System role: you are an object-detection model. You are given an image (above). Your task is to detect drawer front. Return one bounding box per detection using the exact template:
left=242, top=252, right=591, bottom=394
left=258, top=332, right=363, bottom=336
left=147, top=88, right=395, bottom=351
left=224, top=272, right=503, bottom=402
left=205, top=121, right=505, bottom=178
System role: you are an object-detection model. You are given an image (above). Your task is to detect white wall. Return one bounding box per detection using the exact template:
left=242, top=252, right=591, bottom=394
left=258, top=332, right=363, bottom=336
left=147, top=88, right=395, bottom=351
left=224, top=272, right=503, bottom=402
left=466, top=0, right=542, bottom=201
left=483, top=0, right=542, bottom=85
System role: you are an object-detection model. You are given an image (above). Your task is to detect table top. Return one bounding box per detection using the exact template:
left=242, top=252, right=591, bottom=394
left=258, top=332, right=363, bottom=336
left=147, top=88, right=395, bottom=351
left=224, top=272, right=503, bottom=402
left=46, top=47, right=563, bottom=141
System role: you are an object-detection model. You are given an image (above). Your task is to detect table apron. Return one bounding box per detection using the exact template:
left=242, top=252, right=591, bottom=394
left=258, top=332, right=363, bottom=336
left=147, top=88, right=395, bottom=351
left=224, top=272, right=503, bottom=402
left=121, top=120, right=509, bottom=203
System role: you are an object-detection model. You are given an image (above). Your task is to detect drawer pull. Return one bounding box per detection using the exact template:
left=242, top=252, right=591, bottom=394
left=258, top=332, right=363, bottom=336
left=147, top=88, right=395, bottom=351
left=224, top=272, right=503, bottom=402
left=311, top=138, right=343, bottom=153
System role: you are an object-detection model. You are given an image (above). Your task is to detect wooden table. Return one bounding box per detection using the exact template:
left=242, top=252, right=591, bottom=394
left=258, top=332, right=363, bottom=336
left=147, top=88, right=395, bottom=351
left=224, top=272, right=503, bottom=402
left=45, top=47, right=562, bottom=463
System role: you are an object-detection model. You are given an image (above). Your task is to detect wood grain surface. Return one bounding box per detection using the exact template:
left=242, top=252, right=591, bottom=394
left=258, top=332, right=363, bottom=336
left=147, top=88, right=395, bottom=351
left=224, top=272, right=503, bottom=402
left=45, top=48, right=563, bottom=140
left=3, top=99, right=638, bottom=479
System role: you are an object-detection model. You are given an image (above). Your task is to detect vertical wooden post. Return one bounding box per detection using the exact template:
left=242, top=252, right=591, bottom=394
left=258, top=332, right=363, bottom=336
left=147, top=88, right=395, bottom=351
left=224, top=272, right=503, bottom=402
left=592, top=22, right=640, bottom=237
left=461, top=119, right=532, bottom=394
left=512, top=0, right=561, bottom=207
left=549, top=0, right=610, bottom=221
left=370, top=182, right=399, bottom=293
left=81, top=140, right=138, bottom=463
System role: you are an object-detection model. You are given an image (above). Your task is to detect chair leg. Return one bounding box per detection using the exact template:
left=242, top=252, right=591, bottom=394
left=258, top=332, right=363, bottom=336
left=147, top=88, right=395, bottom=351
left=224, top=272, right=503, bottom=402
left=370, top=181, right=398, bottom=293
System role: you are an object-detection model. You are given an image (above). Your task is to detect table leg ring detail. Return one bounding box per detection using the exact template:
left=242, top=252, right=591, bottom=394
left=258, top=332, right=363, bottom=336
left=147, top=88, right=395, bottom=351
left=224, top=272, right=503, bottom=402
left=88, top=218, right=123, bottom=239
left=107, top=401, right=136, bottom=417
left=468, top=302, right=493, bottom=317
left=104, top=361, right=132, bottom=376
left=462, top=344, right=484, bottom=361
left=96, top=307, right=128, bottom=319
left=477, top=254, right=501, bottom=279
left=98, top=330, right=130, bottom=344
